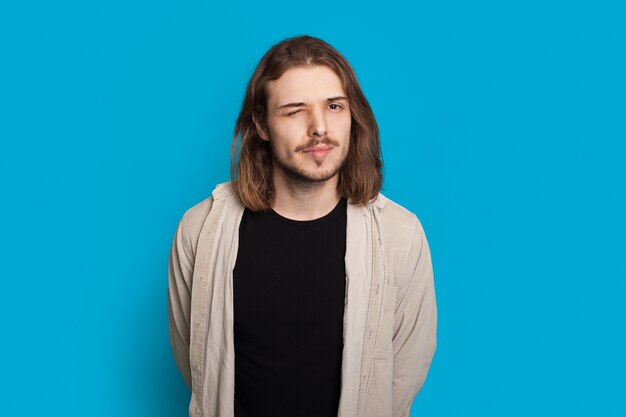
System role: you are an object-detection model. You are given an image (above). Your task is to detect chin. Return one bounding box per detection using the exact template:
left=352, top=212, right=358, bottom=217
left=284, top=165, right=342, bottom=184
left=305, top=173, right=338, bottom=183
left=274, top=153, right=346, bottom=185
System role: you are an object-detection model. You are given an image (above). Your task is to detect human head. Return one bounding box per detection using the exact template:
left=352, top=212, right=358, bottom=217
left=231, top=35, right=383, bottom=211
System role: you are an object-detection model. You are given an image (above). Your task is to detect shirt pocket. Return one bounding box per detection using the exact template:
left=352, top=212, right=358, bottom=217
left=373, top=285, right=398, bottom=359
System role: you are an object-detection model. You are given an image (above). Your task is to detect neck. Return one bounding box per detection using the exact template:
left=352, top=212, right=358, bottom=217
left=271, top=168, right=341, bottom=221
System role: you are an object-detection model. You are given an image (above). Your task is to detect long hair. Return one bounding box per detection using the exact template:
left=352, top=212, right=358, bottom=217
left=230, top=35, right=383, bottom=211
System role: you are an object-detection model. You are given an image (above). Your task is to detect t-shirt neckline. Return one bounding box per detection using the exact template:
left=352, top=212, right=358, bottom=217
left=268, top=197, right=347, bottom=226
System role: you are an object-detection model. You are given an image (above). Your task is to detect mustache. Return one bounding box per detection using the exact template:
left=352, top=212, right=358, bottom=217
left=294, top=136, right=340, bottom=153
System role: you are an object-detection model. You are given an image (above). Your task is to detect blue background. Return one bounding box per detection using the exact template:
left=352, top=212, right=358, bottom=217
left=1, top=0, right=624, bottom=415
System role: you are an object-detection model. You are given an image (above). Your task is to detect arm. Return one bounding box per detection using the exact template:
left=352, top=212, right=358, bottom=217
left=167, top=211, right=194, bottom=389
left=392, top=218, right=437, bottom=417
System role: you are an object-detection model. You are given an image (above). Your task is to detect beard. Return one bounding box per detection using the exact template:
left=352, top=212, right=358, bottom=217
left=270, top=136, right=348, bottom=190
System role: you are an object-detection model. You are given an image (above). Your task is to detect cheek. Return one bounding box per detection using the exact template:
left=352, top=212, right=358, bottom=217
left=336, top=116, right=352, bottom=141
left=269, top=119, right=305, bottom=143
left=333, top=112, right=351, bottom=131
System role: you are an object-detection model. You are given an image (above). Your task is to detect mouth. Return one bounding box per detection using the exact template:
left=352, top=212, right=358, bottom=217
left=302, top=145, right=334, bottom=159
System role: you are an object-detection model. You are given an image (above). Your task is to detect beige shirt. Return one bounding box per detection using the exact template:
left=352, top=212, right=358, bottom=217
left=168, top=182, right=437, bottom=417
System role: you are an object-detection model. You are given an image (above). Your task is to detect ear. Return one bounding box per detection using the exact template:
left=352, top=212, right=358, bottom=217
left=252, top=114, right=270, bottom=141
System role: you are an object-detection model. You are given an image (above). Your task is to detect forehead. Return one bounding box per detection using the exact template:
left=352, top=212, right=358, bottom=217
left=266, top=65, right=346, bottom=108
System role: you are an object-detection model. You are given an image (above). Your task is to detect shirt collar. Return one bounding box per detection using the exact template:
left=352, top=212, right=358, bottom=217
left=211, top=180, right=388, bottom=211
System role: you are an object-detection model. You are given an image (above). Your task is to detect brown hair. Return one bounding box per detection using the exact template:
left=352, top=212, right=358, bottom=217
left=230, top=35, right=383, bottom=211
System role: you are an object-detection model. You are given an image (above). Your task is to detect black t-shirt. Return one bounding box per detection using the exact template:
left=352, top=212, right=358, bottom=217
left=233, top=197, right=347, bottom=417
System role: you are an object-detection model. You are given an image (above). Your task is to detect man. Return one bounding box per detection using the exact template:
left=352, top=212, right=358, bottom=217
left=168, top=35, right=437, bottom=417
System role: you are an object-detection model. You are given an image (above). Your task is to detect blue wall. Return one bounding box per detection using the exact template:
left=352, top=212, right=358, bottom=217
left=1, top=0, right=624, bottom=415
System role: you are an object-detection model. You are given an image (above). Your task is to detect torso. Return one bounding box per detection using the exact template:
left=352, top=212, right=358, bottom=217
left=232, top=197, right=347, bottom=417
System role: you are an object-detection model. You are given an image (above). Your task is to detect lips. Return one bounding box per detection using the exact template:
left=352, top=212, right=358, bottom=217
left=303, top=145, right=334, bottom=158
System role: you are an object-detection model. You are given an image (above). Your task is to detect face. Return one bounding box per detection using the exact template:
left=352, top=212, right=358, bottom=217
left=254, top=65, right=352, bottom=185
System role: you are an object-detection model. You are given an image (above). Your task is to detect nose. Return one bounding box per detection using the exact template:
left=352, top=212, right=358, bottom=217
left=308, top=107, right=327, bottom=138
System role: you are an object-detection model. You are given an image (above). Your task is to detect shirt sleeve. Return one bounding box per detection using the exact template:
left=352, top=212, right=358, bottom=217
left=167, top=211, right=194, bottom=390
left=392, top=217, right=437, bottom=417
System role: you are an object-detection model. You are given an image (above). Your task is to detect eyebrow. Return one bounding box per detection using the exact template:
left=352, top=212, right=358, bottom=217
left=276, top=96, right=348, bottom=110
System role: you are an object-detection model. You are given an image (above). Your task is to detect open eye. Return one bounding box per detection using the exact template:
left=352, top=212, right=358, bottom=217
left=328, top=103, right=344, bottom=111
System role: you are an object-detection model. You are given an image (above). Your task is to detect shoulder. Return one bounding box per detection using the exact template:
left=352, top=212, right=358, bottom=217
left=182, top=181, right=238, bottom=224
left=377, top=193, right=425, bottom=248
left=375, top=194, right=430, bottom=288
left=179, top=181, right=237, bottom=253
left=182, top=195, right=214, bottom=234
